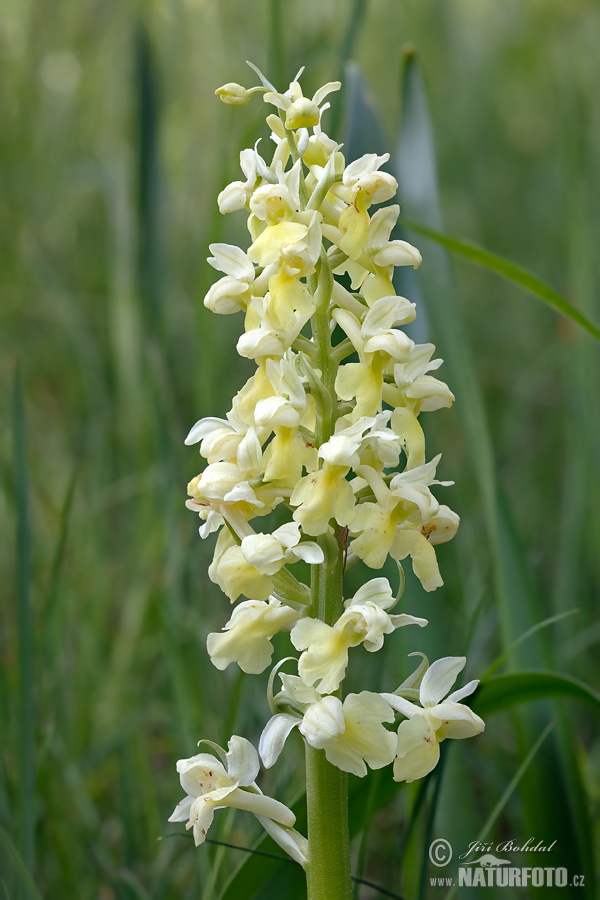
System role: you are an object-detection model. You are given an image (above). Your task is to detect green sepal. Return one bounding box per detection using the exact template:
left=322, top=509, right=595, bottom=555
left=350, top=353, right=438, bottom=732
left=272, top=568, right=310, bottom=607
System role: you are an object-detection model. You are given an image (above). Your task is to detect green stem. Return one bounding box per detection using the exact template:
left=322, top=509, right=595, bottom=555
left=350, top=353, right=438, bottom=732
left=305, top=745, right=352, bottom=899
left=301, top=139, right=351, bottom=897
left=305, top=545, right=352, bottom=899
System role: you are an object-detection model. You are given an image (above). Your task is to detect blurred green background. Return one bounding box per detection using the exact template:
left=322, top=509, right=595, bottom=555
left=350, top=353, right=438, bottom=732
left=2, top=1, right=599, bottom=898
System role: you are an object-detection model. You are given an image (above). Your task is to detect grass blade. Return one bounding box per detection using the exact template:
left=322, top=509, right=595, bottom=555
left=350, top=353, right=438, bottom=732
left=341, top=62, right=388, bottom=161
left=443, top=720, right=555, bottom=900
left=483, top=609, right=578, bottom=679
left=268, top=0, right=285, bottom=88
left=135, top=21, right=163, bottom=337
left=43, top=461, right=79, bottom=623
left=399, top=218, right=600, bottom=341
left=0, top=827, right=42, bottom=900
left=12, top=368, right=36, bottom=897
left=330, top=0, right=369, bottom=139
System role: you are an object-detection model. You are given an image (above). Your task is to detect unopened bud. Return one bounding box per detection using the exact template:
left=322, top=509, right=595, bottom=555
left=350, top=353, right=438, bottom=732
left=216, top=82, right=251, bottom=106
left=285, top=97, right=320, bottom=130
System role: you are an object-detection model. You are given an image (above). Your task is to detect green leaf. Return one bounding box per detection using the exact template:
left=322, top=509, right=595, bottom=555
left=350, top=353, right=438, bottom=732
left=443, top=720, right=556, bottom=900
left=0, top=826, right=42, bottom=900
left=397, top=48, right=596, bottom=897
left=331, top=0, right=369, bottom=140
left=474, top=671, right=600, bottom=718
left=400, top=217, right=600, bottom=341
left=12, top=367, right=36, bottom=898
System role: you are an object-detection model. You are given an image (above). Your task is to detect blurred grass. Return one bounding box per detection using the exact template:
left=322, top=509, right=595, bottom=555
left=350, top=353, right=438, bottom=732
left=1, top=1, right=599, bottom=898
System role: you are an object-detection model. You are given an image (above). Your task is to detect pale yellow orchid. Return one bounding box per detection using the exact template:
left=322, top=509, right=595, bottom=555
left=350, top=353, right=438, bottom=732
left=381, top=657, right=484, bottom=782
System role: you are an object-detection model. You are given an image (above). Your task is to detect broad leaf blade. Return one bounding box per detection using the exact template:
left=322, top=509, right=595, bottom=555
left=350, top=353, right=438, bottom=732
left=474, top=671, right=600, bottom=718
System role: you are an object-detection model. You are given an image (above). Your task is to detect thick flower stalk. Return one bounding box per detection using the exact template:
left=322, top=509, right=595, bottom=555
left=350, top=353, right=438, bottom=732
left=170, top=63, right=484, bottom=900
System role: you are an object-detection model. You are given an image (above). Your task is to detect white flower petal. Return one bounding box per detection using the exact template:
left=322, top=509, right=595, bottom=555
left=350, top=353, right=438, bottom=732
left=420, top=656, right=466, bottom=707
left=217, top=181, right=248, bottom=214
left=379, top=692, right=422, bottom=719
left=429, top=701, right=485, bottom=740
left=204, top=276, right=248, bottom=315
left=185, top=417, right=230, bottom=446
left=255, top=396, right=301, bottom=428
left=207, top=599, right=299, bottom=674
left=271, top=522, right=301, bottom=548
left=347, top=577, right=393, bottom=610
left=299, top=696, right=345, bottom=747
left=374, top=240, right=422, bottom=269
left=446, top=679, right=479, bottom=704
left=168, top=794, right=194, bottom=823
left=208, top=243, right=254, bottom=281
left=225, top=735, right=260, bottom=786
left=319, top=692, right=396, bottom=777
left=364, top=205, right=400, bottom=253
left=278, top=674, right=322, bottom=706
left=237, top=328, right=287, bottom=360
left=223, top=481, right=263, bottom=506
left=237, top=427, right=263, bottom=474
left=388, top=613, right=428, bottom=630
left=343, top=152, right=389, bottom=185
left=393, top=716, right=440, bottom=783
left=288, top=541, right=324, bottom=564
left=190, top=797, right=217, bottom=846
left=226, top=787, right=296, bottom=827
left=241, top=533, right=285, bottom=575
left=318, top=434, right=361, bottom=467
left=256, top=815, right=308, bottom=868
left=259, top=713, right=300, bottom=768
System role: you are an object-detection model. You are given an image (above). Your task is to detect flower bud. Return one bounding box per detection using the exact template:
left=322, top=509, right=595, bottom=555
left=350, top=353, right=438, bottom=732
left=285, top=97, right=320, bottom=130
left=215, top=82, right=251, bottom=106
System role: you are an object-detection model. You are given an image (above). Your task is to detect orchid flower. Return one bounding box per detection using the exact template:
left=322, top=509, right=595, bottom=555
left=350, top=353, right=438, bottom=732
left=381, top=656, right=485, bottom=783
left=168, top=736, right=295, bottom=845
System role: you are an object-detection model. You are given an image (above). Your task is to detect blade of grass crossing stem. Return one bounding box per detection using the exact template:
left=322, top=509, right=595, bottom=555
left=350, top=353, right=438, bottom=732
left=12, top=369, right=36, bottom=899
left=397, top=50, right=593, bottom=893
left=353, top=769, right=382, bottom=898
left=217, top=663, right=599, bottom=896
left=219, top=761, right=408, bottom=899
